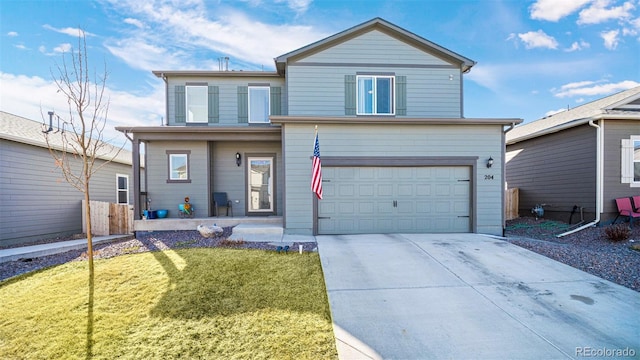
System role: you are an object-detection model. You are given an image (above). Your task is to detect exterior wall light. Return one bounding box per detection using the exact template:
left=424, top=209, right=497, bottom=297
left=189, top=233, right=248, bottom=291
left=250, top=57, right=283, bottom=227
left=236, top=152, right=242, bottom=167
left=487, top=156, right=494, bottom=168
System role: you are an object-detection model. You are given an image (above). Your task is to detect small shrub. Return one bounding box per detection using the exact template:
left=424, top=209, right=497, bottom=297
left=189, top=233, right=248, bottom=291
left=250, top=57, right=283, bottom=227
left=604, top=224, right=631, bottom=242
left=174, top=239, right=197, bottom=248
left=219, top=238, right=245, bottom=247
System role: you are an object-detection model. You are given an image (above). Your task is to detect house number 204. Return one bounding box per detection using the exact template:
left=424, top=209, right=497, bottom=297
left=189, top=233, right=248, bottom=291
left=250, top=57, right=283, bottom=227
left=484, top=175, right=494, bottom=180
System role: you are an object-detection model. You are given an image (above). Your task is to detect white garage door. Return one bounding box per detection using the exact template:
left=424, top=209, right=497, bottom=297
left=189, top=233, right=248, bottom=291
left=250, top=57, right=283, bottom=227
left=318, top=166, right=471, bottom=234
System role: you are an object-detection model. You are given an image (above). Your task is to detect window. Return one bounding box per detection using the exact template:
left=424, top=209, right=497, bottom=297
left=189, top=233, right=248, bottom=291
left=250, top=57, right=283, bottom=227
left=167, top=151, right=191, bottom=182
left=186, top=86, right=207, bottom=123
left=248, top=86, right=270, bottom=123
left=116, top=174, right=129, bottom=204
left=622, top=136, right=640, bottom=187
left=357, top=75, right=394, bottom=115
left=635, top=139, right=640, bottom=183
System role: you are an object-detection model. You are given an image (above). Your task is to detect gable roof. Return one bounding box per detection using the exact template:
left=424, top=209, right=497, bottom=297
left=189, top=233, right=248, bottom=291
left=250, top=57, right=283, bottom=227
left=274, top=17, right=476, bottom=74
left=0, top=111, right=134, bottom=165
left=506, top=86, right=640, bottom=144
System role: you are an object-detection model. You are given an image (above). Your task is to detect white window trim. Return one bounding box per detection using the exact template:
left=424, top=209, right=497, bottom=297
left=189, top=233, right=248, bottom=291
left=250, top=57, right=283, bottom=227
left=248, top=86, right=270, bottom=123
left=116, top=174, right=129, bottom=204
left=629, top=135, right=640, bottom=187
left=356, top=75, right=395, bottom=116
left=185, top=85, right=208, bottom=123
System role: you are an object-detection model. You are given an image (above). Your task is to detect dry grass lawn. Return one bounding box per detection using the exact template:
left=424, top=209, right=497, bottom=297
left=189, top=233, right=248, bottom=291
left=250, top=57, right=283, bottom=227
left=0, top=248, right=337, bottom=359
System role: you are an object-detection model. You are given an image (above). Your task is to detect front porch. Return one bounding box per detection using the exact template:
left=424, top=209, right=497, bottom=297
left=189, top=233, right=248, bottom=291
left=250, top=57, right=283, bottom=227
left=133, top=216, right=315, bottom=243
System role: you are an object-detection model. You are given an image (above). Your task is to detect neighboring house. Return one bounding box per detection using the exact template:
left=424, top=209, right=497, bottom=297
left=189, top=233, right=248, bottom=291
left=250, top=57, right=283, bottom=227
left=117, top=18, right=521, bottom=236
left=0, top=111, right=138, bottom=247
left=506, top=86, right=640, bottom=227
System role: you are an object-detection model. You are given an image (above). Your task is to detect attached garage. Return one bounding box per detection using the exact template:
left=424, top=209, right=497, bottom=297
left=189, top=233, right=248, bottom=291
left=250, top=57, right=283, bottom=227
left=318, top=165, right=472, bottom=234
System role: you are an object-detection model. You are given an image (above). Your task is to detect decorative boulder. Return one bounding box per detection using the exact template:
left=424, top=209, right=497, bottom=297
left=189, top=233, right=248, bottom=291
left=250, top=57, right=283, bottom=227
left=197, top=224, right=224, bottom=238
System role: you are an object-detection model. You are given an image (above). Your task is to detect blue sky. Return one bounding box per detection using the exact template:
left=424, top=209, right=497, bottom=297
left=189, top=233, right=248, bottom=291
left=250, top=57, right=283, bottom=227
left=1, top=0, right=639, bottom=145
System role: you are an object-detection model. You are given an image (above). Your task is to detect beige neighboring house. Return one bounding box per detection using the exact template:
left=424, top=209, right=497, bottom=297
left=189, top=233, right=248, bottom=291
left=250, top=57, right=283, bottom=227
left=0, top=111, right=139, bottom=247
left=506, top=86, right=640, bottom=228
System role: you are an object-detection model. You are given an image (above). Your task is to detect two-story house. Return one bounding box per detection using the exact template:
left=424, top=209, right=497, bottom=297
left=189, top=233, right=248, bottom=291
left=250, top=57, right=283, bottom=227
left=117, top=18, right=521, bottom=237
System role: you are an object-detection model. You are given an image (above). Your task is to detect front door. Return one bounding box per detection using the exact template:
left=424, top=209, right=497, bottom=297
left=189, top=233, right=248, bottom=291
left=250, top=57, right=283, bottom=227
left=247, top=156, right=273, bottom=214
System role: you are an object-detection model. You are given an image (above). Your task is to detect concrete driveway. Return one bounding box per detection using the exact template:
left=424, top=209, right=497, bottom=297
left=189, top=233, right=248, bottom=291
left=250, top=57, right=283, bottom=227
left=316, top=233, right=640, bottom=360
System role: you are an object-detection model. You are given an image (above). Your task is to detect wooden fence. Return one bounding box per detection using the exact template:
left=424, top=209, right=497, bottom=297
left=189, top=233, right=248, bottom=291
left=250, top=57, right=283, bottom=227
left=505, top=188, right=519, bottom=221
left=82, top=200, right=134, bottom=236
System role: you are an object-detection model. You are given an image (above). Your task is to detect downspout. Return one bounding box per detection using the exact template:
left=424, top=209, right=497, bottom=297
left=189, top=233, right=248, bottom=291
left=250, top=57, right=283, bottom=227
left=502, top=122, right=517, bottom=236
left=161, top=73, right=169, bottom=126
left=557, top=119, right=601, bottom=237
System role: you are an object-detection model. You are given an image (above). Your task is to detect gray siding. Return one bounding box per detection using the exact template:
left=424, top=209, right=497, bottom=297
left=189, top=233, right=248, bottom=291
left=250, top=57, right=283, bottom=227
left=286, top=66, right=460, bottom=117
left=211, top=142, right=283, bottom=217
left=0, top=139, right=134, bottom=246
left=143, top=140, right=283, bottom=218
left=506, top=125, right=597, bottom=221
left=299, top=30, right=452, bottom=66
left=286, top=29, right=462, bottom=118
left=166, top=76, right=285, bottom=126
left=144, top=141, right=209, bottom=216
left=602, top=120, right=640, bottom=220
left=283, top=123, right=504, bottom=235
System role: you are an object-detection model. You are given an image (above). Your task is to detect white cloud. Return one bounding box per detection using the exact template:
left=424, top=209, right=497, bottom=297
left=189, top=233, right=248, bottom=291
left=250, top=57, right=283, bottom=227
left=14, top=44, right=27, bottom=50
left=517, top=30, right=559, bottom=49
left=275, top=0, right=312, bottom=13
left=53, top=43, right=72, bottom=53
left=601, top=29, right=620, bottom=49
left=530, top=0, right=591, bottom=21
left=558, top=80, right=600, bottom=90
left=0, top=72, right=164, bottom=147
left=42, top=24, right=95, bottom=37
left=38, top=45, right=47, bottom=54
left=7, top=31, right=18, bottom=37
left=565, top=40, right=590, bottom=51
left=552, top=79, right=640, bottom=97
left=123, top=18, right=145, bottom=29
left=105, top=38, right=187, bottom=71
left=578, top=0, right=635, bottom=25
left=101, top=0, right=328, bottom=71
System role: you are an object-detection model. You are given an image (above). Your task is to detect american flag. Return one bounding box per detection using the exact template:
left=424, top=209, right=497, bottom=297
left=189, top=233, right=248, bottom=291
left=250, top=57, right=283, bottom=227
left=311, top=131, right=323, bottom=199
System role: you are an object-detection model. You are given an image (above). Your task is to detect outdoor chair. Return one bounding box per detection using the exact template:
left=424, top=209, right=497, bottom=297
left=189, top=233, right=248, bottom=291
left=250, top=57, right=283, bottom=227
left=613, top=197, right=640, bottom=227
left=213, top=192, right=233, bottom=217
left=633, top=195, right=640, bottom=212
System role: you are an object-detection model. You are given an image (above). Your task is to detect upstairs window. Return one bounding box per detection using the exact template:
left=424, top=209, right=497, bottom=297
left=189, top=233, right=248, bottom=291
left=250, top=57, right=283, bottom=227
left=186, top=85, right=207, bottom=123
left=357, top=75, right=395, bottom=115
left=249, top=86, right=270, bottom=123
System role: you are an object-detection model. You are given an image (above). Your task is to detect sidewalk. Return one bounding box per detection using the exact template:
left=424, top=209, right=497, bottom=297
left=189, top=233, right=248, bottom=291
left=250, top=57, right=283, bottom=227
left=0, top=235, right=130, bottom=263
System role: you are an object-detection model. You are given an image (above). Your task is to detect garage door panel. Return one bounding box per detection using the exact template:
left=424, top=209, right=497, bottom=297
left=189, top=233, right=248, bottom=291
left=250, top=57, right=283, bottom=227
left=358, top=202, right=375, bottom=214
left=377, top=184, right=394, bottom=196
left=398, top=184, right=413, bottom=196
left=416, top=184, right=432, bottom=196
left=318, top=166, right=471, bottom=234
left=358, top=184, right=375, bottom=196
left=378, top=168, right=394, bottom=179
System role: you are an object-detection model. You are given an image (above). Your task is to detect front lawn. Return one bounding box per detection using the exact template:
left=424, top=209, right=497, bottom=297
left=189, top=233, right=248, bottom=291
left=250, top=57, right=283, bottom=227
left=0, top=248, right=337, bottom=359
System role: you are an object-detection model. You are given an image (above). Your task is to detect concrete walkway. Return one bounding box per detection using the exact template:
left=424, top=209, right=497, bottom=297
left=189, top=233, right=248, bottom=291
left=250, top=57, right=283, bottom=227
left=316, top=233, right=640, bottom=360
left=0, top=235, right=130, bottom=263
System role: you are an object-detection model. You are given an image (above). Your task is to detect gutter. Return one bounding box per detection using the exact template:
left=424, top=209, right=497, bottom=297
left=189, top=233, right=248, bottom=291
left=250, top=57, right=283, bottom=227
left=557, top=119, right=602, bottom=237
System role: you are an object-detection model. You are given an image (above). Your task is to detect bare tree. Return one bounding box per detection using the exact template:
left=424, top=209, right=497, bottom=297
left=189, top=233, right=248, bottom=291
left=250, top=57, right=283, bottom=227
left=43, top=30, right=121, bottom=282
